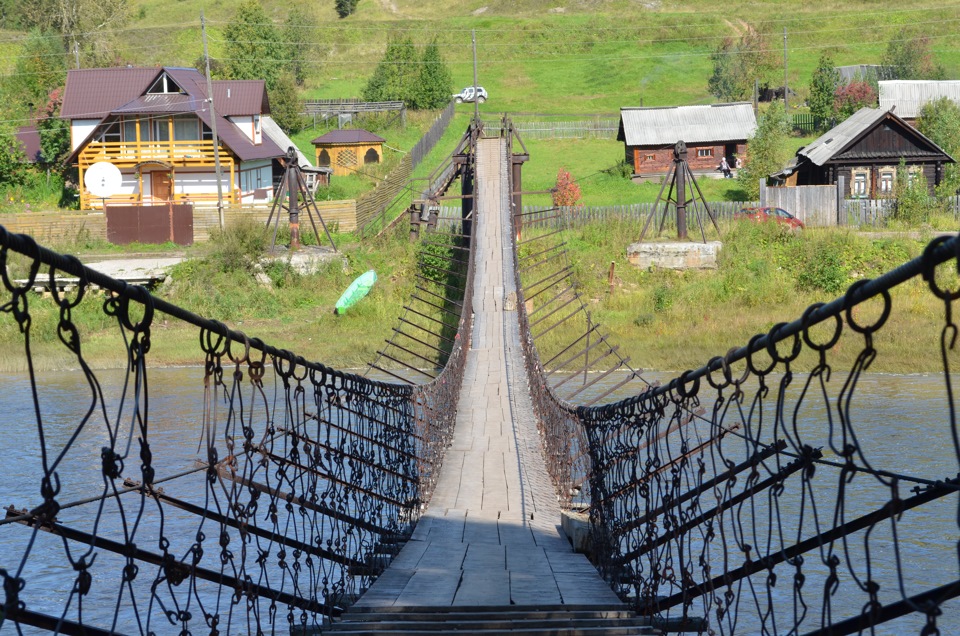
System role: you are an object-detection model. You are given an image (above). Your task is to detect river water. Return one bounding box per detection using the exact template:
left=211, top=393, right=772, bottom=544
left=0, top=367, right=957, bottom=634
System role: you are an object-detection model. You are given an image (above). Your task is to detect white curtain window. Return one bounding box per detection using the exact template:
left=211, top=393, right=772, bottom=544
left=173, top=116, right=199, bottom=141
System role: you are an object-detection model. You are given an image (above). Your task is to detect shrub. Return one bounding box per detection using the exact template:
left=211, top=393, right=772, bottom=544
left=207, top=216, right=268, bottom=273
left=553, top=168, right=582, bottom=207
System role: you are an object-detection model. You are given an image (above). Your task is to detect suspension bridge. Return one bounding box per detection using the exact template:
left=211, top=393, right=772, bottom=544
left=1, top=119, right=960, bottom=635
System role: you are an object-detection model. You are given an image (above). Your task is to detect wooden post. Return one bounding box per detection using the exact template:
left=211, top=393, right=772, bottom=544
left=202, top=10, right=225, bottom=229
left=837, top=176, right=846, bottom=226
left=608, top=261, right=615, bottom=295
left=759, top=178, right=767, bottom=207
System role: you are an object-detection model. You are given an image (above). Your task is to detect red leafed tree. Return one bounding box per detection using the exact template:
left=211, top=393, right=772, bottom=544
left=553, top=168, right=583, bottom=207
left=833, top=81, right=877, bottom=122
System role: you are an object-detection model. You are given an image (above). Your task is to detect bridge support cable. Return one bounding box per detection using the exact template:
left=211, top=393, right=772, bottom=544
left=502, top=114, right=960, bottom=632
left=0, top=142, right=477, bottom=635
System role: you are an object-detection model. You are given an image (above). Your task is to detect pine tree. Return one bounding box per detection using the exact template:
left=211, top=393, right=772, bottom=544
left=223, top=0, right=285, bottom=90
left=808, top=55, right=839, bottom=130
left=414, top=41, right=453, bottom=110
left=335, top=0, right=361, bottom=19
left=362, top=37, right=419, bottom=106
left=270, top=73, right=307, bottom=135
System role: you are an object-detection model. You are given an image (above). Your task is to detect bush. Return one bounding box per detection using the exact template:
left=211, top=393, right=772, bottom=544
left=206, top=216, right=268, bottom=273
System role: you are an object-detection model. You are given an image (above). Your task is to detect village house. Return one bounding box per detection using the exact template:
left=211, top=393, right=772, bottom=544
left=879, top=80, right=960, bottom=124
left=772, top=107, right=953, bottom=198
left=61, top=66, right=288, bottom=209
left=617, top=103, right=757, bottom=179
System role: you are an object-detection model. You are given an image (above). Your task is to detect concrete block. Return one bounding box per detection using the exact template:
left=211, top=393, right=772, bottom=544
left=627, top=241, right=722, bottom=270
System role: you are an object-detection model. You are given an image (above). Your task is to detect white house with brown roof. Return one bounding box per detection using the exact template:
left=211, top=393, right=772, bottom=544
left=62, top=66, right=286, bottom=209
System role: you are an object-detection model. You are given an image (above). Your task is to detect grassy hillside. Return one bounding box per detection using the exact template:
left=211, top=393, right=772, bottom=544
left=78, top=0, right=960, bottom=114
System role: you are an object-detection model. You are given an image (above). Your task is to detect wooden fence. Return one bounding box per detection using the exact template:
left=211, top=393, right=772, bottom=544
left=761, top=184, right=839, bottom=226
left=791, top=113, right=833, bottom=135
left=0, top=200, right=358, bottom=245
left=0, top=212, right=107, bottom=244
left=435, top=202, right=758, bottom=230
left=411, top=101, right=456, bottom=169
left=481, top=118, right=618, bottom=140
left=357, top=102, right=459, bottom=235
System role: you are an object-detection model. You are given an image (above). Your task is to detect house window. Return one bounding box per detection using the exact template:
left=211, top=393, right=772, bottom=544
left=147, top=73, right=184, bottom=95
left=201, top=123, right=213, bottom=141
left=173, top=115, right=199, bottom=141
left=122, top=118, right=138, bottom=143
left=697, top=148, right=713, bottom=158
left=153, top=118, right=171, bottom=142
left=98, top=121, right=121, bottom=143
left=879, top=171, right=894, bottom=195
left=852, top=173, right=868, bottom=197
left=645, top=153, right=655, bottom=161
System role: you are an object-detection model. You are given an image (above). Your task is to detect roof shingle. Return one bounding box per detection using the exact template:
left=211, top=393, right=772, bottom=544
left=618, top=102, right=757, bottom=147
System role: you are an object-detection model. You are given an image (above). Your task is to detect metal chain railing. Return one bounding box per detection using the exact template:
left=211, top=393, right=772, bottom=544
left=0, top=176, right=474, bottom=635
left=508, top=111, right=960, bottom=632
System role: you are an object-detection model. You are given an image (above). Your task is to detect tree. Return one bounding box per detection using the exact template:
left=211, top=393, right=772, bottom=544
left=833, top=80, right=877, bottom=121
left=284, top=7, right=315, bottom=86
left=808, top=54, right=840, bottom=130
left=223, top=0, right=285, bottom=90
left=917, top=97, right=960, bottom=197
left=4, top=30, right=66, bottom=115
left=335, top=0, right=361, bottom=18
left=0, top=122, right=31, bottom=188
left=414, top=41, right=453, bottom=110
left=269, top=73, right=307, bottom=135
left=708, top=25, right=778, bottom=102
left=881, top=29, right=945, bottom=80
left=553, top=168, right=582, bottom=207
left=737, top=100, right=791, bottom=200
left=36, top=87, right=70, bottom=170
left=917, top=97, right=960, bottom=156
left=362, top=37, right=419, bottom=106
left=19, top=0, right=129, bottom=67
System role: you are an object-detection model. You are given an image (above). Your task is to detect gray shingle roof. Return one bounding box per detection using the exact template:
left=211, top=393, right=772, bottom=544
left=879, top=80, right=960, bottom=119
left=799, top=108, right=891, bottom=166
left=617, top=102, right=757, bottom=147
left=262, top=116, right=311, bottom=168
left=798, top=106, right=953, bottom=166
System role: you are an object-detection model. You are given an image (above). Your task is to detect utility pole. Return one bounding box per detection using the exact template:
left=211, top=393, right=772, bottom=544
left=74, top=41, right=80, bottom=69
left=783, top=27, right=789, bottom=113
left=471, top=30, right=479, bottom=121
left=201, top=11, right=226, bottom=230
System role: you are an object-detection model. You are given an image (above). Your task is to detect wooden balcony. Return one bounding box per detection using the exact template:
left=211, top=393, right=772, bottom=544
left=77, top=140, right=233, bottom=169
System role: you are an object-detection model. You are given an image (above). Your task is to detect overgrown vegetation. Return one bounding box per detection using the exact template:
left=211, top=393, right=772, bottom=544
left=362, top=37, right=453, bottom=109
left=737, top=101, right=791, bottom=200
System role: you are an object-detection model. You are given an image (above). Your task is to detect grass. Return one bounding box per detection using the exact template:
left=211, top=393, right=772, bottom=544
left=518, top=134, right=817, bottom=207
left=519, top=217, right=953, bottom=375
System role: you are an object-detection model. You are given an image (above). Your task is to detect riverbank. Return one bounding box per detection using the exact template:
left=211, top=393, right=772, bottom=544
left=0, top=219, right=954, bottom=375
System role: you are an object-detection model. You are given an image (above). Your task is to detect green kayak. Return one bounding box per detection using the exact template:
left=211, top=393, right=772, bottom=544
left=335, top=270, right=377, bottom=315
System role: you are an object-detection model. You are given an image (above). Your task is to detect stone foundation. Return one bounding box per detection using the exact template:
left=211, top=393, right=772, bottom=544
left=627, top=241, right=722, bottom=270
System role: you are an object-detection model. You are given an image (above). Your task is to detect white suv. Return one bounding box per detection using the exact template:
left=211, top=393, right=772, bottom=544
left=454, top=86, right=488, bottom=104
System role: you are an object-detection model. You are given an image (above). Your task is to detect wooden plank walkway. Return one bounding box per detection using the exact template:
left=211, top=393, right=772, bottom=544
left=353, top=137, right=622, bottom=608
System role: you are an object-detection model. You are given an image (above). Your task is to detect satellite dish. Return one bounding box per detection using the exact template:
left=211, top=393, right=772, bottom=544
left=84, top=162, right=123, bottom=199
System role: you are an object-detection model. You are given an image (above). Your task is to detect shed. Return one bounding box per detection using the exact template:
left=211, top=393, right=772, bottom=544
left=772, top=107, right=953, bottom=197
left=311, top=129, right=386, bottom=177
left=879, top=80, right=960, bottom=122
left=617, top=103, right=757, bottom=178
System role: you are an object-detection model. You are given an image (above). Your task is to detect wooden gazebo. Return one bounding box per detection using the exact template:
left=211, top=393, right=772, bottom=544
left=311, top=129, right=386, bottom=177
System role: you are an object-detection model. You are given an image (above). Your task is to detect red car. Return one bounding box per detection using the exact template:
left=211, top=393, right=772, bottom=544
left=734, top=206, right=805, bottom=230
